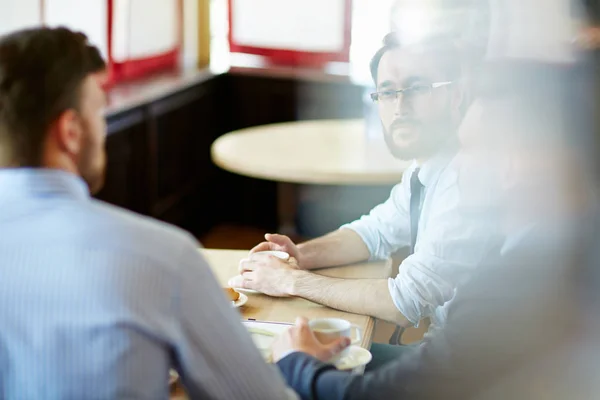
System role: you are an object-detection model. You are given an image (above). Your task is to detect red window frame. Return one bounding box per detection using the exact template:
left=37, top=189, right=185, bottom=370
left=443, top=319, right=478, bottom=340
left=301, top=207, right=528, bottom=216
left=108, top=0, right=183, bottom=83
left=228, top=0, right=353, bottom=67
left=40, top=0, right=115, bottom=86
left=40, top=0, right=182, bottom=87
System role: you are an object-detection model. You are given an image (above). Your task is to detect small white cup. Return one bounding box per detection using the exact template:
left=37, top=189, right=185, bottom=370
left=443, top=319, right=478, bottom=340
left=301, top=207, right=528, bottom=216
left=251, top=250, right=290, bottom=261
left=309, top=318, right=362, bottom=362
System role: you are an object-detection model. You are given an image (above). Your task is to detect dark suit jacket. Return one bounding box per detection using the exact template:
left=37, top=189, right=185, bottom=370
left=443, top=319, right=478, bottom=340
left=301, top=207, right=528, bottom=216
left=277, top=223, right=587, bottom=400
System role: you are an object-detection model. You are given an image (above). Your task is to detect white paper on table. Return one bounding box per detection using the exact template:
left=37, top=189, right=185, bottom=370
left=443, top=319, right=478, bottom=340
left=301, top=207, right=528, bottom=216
left=242, top=320, right=293, bottom=361
left=231, top=0, right=346, bottom=52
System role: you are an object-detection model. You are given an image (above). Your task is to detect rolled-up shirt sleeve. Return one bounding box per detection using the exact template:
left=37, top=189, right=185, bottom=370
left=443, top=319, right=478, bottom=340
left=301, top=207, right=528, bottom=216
left=387, top=174, right=500, bottom=325
left=340, top=168, right=413, bottom=261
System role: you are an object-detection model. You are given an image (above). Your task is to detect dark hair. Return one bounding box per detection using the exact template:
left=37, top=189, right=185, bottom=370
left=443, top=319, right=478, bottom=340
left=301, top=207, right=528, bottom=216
left=370, top=33, right=401, bottom=84
left=369, top=33, right=463, bottom=84
left=0, top=27, right=106, bottom=166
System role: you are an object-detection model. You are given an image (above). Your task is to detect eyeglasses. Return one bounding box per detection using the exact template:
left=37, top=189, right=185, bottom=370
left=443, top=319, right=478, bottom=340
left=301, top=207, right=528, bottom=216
left=370, top=81, right=453, bottom=104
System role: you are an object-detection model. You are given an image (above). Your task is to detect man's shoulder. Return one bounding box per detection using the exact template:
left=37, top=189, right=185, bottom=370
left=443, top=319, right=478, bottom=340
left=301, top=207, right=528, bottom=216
left=84, top=199, right=199, bottom=255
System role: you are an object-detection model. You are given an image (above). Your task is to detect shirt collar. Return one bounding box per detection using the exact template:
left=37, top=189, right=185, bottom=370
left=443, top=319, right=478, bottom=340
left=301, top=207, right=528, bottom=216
left=0, top=168, right=90, bottom=201
left=414, top=141, right=458, bottom=188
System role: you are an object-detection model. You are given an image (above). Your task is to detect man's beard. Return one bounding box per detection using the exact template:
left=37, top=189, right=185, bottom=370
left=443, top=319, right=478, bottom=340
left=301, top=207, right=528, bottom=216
left=78, top=133, right=106, bottom=195
left=383, top=115, right=454, bottom=161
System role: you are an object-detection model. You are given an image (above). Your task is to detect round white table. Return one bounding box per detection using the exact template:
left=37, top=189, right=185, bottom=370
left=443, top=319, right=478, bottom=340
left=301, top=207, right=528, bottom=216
left=211, top=119, right=409, bottom=236
left=211, top=119, right=408, bottom=186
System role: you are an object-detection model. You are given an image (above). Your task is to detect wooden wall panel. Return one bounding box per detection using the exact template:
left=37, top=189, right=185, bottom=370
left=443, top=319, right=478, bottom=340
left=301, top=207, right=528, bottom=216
left=102, top=72, right=365, bottom=237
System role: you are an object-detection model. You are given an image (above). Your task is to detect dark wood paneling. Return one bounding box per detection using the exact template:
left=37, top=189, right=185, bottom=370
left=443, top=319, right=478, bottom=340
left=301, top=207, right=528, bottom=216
left=296, top=81, right=365, bottom=120
left=226, top=74, right=364, bottom=126
left=95, top=109, right=149, bottom=214
left=224, top=75, right=297, bottom=136
left=99, top=71, right=366, bottom=237
left=100, top=78, right=225, bottom=236
left=220, top=74, right=364, bottom=231
left=150, top=79, right=223, bottom=234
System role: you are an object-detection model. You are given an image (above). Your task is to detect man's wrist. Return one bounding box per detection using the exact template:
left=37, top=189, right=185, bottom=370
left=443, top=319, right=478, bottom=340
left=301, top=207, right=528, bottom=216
left=287, top=269, right=310, bottom=296
left=295, top=244, right=310, bottom=269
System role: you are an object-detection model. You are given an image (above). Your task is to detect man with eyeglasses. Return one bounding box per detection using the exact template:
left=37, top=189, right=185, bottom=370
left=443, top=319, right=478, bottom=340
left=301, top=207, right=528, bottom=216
left=231, top=33, right=498, bottom=369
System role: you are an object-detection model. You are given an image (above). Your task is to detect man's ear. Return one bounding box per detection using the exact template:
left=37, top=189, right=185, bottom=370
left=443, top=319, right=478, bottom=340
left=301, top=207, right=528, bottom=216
left=49, top=109, right=82, bottom=156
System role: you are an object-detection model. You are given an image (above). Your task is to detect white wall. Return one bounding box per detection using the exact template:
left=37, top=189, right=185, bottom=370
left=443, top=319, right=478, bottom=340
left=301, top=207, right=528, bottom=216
left=45, top=0, right=108, bottom=58
left=0, top=0, right=41, bottom=36
left=231, top=0, right=346, bottom=52
left=44, top=0, right=197, bottom=66
left=113, top=0, right=179, bottom=62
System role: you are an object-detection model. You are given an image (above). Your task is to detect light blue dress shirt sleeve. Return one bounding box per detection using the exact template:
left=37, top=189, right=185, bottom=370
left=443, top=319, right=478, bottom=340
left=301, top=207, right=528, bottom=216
left=387, top=170, right=499, bottom=325
left=172, top=237, right=293, bottom=400
left=340, top=163, right=498, bottom=326
left=340, top=168, right=413, bottom=261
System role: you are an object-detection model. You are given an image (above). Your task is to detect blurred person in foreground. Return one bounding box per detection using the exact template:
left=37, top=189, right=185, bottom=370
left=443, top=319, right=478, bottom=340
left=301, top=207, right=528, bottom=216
left=264, top=4, right=600, bottom=400
left=0, top=27, right=299, bottom=400
left=231, top=32, right=501, bottom=368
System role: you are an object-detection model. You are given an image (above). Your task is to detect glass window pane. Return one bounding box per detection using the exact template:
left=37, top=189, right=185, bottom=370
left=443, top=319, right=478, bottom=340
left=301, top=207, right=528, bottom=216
left=113, top=0, right=179, bottom=62
left=0, top=0, right=41, bottom=37
left=45, top=0, right=108, bottom=59
left=350, top=0, right=395, bottom=83
left=231, top=0, right=346, bottom=52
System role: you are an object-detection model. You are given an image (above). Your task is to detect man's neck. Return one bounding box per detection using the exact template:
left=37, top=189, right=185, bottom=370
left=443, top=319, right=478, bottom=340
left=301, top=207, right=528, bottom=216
left=415, top=157, right=428, bottom=166
left=41, top=151, right=79, bottom=176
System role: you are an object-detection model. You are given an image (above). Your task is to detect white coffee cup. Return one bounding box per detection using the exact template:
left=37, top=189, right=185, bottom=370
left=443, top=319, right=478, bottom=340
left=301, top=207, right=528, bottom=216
left=309, top=318, right=362, bottom=362
left=251, top=250, right=290, bottom=261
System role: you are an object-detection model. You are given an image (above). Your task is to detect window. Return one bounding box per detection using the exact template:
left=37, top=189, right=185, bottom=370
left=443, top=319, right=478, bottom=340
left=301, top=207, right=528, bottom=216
left=111, top=0, right=182, bottom=81
left=227, top=0, right=352, bottom=67
left=211, top=0, right=398, bottom=81
left=0, top=0, right=189, bottom=84
left=45, top=0, right=108, bottom=58
left=0, top=0, right=42, bottom=37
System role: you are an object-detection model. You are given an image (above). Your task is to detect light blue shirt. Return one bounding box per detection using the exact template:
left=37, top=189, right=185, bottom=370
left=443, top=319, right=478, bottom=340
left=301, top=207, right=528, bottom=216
left=341, top=150, right=500, bottom=327
left=0, top=169, right=293, bottom=400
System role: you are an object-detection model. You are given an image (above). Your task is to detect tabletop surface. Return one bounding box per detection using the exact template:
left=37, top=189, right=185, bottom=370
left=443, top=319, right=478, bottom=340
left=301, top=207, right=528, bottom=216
left=201, top=248, right=394, bottom=349
left=211, top=119, right=409, bottom=185
left=171, top=248, right=392, bottom=398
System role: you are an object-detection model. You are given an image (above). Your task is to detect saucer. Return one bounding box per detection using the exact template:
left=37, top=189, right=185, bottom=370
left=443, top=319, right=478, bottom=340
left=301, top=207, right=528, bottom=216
left=334, top=346, right=372, bottom=371
left=231, top=292, right=248, bottom=308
